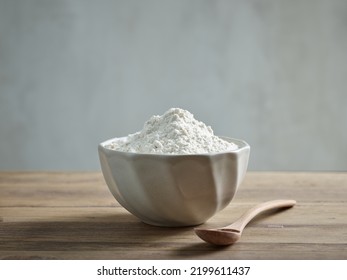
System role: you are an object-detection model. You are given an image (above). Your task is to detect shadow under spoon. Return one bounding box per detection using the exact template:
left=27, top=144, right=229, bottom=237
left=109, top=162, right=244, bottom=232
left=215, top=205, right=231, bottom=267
left=194, top=199, right=296, bottom=246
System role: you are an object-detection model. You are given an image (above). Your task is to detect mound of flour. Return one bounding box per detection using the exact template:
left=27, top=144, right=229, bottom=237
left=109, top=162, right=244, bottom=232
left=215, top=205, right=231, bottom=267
left=107, top=108, right=238, bottom=154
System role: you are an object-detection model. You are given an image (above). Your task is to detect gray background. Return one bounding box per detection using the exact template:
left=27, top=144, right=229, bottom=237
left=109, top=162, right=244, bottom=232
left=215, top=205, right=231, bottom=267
left=1, top=0, right=346, bottom=171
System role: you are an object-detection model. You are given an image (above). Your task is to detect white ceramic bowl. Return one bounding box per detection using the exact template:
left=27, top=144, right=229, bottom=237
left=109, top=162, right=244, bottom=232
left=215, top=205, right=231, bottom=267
left=98, top=137, right=250, bottom=227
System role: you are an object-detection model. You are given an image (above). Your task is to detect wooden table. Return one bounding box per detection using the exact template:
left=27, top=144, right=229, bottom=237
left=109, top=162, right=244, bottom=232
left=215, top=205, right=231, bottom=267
left=0, top=172, right=346, bottom=260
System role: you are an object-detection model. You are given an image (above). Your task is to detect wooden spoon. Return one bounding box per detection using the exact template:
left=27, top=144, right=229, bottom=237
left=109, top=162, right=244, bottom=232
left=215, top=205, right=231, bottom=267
left=194, top=199, right=296, bottom=246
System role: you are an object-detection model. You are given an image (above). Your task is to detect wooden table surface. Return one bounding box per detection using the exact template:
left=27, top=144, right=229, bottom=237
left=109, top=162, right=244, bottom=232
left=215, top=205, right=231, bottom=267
left=0, top=172, right=346, bottom=260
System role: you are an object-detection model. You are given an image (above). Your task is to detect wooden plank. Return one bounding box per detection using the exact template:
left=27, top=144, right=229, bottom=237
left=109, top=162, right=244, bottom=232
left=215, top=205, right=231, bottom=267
left=0, top=203, right=345, bottom=225
left=1, top=172, right=346, bottom=206
left=0, top=244, right=345, bottom=260
left=0, top=172, right=116, bottom=207
left=0, top=220, right=345, bottom=245
left=234, top=172, right=347, bottom=203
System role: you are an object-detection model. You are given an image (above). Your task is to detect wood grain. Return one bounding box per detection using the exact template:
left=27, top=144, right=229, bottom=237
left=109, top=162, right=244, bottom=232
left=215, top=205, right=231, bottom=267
left=0, top=172, right=346, bottom=259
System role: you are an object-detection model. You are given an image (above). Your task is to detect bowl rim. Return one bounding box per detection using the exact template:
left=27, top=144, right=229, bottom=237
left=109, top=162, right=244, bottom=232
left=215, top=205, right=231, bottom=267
left=98, top=136, right=250, bottom=157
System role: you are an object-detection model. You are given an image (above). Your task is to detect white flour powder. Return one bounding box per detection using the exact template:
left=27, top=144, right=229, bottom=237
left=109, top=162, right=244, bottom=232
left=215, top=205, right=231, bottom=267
left=107, top=108, right=238, bottom=154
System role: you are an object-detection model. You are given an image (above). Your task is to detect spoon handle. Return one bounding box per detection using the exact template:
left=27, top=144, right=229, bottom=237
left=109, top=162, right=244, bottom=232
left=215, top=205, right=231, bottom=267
left=224, top=199, right=296, bottom=232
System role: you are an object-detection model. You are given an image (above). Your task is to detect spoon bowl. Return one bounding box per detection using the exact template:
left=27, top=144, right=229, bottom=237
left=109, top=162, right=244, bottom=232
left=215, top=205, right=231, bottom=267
left=195, top=228, right=242, bottom=245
